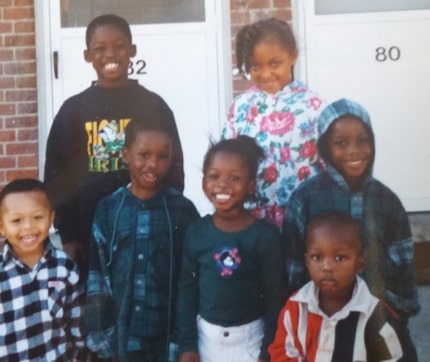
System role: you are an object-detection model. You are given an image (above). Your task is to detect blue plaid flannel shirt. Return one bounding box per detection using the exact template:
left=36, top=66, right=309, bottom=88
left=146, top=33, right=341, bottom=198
left=85, top=186, right=199, bottom=358
left=283, top=165, right=420, bottom=319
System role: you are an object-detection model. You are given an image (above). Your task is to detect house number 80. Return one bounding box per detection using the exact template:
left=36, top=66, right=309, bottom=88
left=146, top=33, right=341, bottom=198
left=375, top=46, right=401, bottom=62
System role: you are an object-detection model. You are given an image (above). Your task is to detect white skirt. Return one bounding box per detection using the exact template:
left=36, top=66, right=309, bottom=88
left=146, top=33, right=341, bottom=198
left=197, top=315, right=264, bottom=362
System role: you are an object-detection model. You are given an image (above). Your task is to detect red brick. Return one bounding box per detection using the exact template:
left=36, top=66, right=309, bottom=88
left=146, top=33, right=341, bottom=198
left=15, top=48, right=35, bottom=61
left=18, top=155, right=38, bottom=168
left=18, top=128, right=37, bottom=141
left=250, top=10, right=277, bottom=23
left=17, top=102, right=37, bottom=114
left=4, top=34, right=35, bottom=47
left=0, top=77, right=15, bottom=88
left=249, top=0, right=272, bottom=10
left=230, top=0, right=249, bottom=10
left=14, top=20, right=34, bottom=33
left=0, top=22, right=13, bottom=33
left=0, top=0, right=13, bottom=6
left=15, top=0, right=34, bottom=7
left=272, top=8, right=292, bottom=21
left=274, top=0, right=291, bottom=6
left=4, top=62, right=36, bottom=75
left=5, top=89, right=36, bottom=102
left=5, top=115, right=37, bottom=128
left=16, top=75, right=37, bottom=88
left=0, top=49, right=14, bottom=61
left=6, top=142, right=38, bottom=155
left=3, top=7, right=34, bottom=20
left=0, top=104, right=16, bottom=116
left=230, top=10, right=251, bottom=25
left=233, top=77, right=251, bottom=95
left=0, top=130, right=16, bottom=142
left=0, top=156, right=16, bottom=168
left=230, top=25, right=244, bottom=38
left=6, top=169, right=38, bottom=181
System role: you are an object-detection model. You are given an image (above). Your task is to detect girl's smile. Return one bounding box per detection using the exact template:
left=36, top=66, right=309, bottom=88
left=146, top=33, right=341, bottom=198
left=250, top=40, right=297, bottom=94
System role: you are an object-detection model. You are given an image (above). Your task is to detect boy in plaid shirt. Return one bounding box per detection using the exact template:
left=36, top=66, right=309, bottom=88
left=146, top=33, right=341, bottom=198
left=283, top=98, right=420, bottom=361
left=85, top=119, right=199, bottom=361
left=0, top=178, right=84, bottom=361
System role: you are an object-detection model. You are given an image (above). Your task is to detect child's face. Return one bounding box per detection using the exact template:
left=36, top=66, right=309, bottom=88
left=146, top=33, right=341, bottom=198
left=249, top=40, right=297, bottom=94
left=305, top=224, right=365, bottom=301
left=327, top=116, right=373, bottom=190
left=84, top=24, right=136, bottom=88
left=203, top=151, right=256, bottom=213
left=0, top=191, right=54, bottom=267
left=122, top=130, right=172, bottom=199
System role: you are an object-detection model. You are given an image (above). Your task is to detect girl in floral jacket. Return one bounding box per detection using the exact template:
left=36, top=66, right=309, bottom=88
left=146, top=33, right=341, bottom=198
left=222, top=18, right=326, bottom=227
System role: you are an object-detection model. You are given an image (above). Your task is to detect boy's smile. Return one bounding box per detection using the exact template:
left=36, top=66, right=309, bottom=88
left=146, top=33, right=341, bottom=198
left=0, top=191, right=54, bottom=267
left=84, top=24, right=137, bottom=88
left=327, top=116, right=373, bottom=191
left=122, top=130, right=172, bottom=200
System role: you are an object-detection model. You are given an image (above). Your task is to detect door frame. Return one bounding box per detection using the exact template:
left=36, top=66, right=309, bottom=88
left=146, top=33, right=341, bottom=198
left=34, top=0, right=232, bottom=179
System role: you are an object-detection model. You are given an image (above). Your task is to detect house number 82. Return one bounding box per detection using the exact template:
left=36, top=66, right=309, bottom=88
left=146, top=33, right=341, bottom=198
left=128, top=59, right=147, bottom=75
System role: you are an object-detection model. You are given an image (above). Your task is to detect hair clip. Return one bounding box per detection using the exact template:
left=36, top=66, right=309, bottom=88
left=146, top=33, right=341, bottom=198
left=232, top=68, right=240, bottom=76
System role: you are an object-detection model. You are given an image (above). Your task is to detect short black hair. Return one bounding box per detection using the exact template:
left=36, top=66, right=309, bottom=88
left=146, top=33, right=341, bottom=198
left=306, top=210, right=362, bottom=251
left=86, top=14, right=132, bottom=48
left=203, top=135, right=264, bottom=179
left=124, top=118, right=173, bottom=149
left=0, top=178, right=51, bottom=208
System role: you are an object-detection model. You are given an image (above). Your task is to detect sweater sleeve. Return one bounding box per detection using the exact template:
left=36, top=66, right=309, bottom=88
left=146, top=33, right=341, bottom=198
left=364, top=194, right=420, bottom=319
left=44, top=101, right=84, bottom=244
left=282, top=190, right=310, bottom=297
left=84, top=203, right=118, bottom=358
left=365, top=301, right=406, bottom=361
left=259, top=227, right=287, bottom=361
left=176, top=225, right=200, bottom=354
left=221, top=98, right=241, bottom=140
left=63, top=260, right=86, bottom=357
left=158, top=99, right=184, bottom=193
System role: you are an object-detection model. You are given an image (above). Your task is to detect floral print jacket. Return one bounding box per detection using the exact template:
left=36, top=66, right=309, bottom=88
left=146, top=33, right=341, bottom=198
left=222, top=80, right=326, bottom=227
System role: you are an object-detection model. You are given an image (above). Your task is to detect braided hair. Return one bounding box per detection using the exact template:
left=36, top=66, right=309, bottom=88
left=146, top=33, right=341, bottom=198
left=235, top=18, right=297, bottom=75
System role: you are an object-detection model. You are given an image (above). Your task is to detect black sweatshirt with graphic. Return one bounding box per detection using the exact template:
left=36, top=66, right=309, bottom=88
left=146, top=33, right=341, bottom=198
left=44, top=80, right=184, bottom=252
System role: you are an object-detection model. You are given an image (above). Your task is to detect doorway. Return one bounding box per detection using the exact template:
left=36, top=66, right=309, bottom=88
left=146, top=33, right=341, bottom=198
left=35, top=0, right=232, bottom=213
left=294, top=0, right=430, bottom=211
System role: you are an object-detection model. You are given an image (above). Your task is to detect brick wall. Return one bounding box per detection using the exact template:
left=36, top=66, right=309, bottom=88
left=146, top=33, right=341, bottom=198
left=229, top=0, right=292, bottom=96
left=0, top=0, right=291, bottom=185
left=0, top=0, right=38, bottom=185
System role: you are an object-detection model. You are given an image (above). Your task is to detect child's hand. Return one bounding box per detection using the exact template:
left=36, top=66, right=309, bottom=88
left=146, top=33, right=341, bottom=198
left=179, top=351, right=200, bottom=362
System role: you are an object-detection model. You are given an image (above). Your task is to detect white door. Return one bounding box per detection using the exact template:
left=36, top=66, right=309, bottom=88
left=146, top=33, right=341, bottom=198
left=35, top=0, right=232, bottom=214
left=295, top=0, right=430, bottom=211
